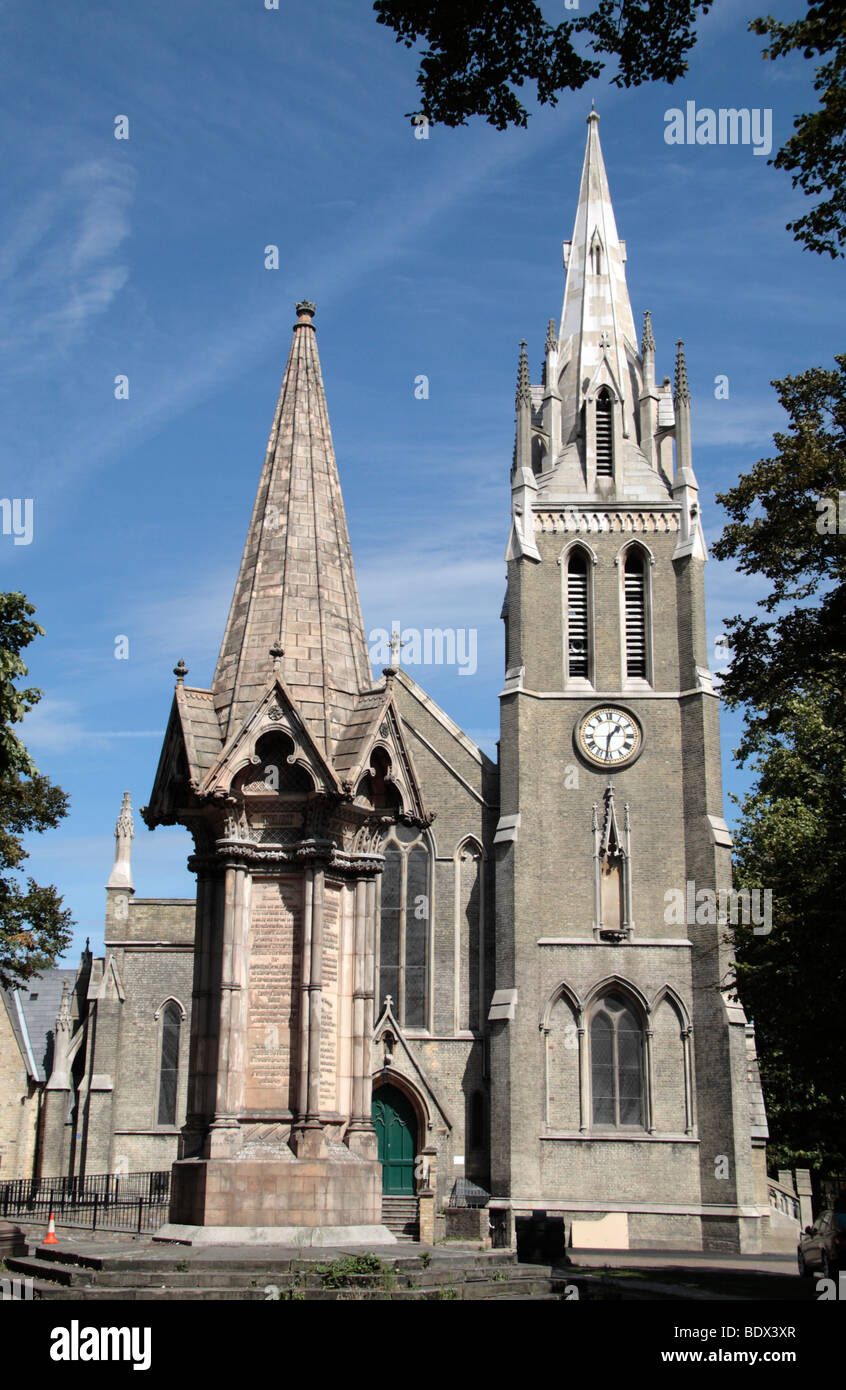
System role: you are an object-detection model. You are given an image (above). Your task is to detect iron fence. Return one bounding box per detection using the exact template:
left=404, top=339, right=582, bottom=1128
left=0, top=1170, right=171, bottom=1234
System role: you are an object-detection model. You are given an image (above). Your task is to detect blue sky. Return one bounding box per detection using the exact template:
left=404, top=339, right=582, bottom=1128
left=2, top=0, right=839, bottom=960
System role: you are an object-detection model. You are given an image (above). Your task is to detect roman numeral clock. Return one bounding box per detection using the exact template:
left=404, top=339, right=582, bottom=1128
left=576, top=707, right=643, bottom=768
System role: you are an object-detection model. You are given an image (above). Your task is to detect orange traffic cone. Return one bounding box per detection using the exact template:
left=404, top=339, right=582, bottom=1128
left=42, top=1210, right=58, bottom=1245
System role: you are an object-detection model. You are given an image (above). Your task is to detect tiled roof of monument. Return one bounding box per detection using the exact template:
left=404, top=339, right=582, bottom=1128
left=176, top=685, right=223, bottom=780
left=211, top=301, right=373, bottom=759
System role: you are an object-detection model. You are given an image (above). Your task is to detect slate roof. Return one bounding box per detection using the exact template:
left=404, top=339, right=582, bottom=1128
left=3, top=969, right=77, bottom=1082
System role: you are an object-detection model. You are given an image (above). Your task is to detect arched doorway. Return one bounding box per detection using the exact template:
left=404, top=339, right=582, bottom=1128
left=372, top=1083, right=417, bottom=1194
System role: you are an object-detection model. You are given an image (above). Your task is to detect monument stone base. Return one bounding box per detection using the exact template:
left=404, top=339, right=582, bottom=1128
left=168, top=1153, right=385, bottom=1232
left=154, top=1223, right=396, bottom=1247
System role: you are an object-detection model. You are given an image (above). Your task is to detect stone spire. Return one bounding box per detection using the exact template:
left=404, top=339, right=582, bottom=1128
left=46, top=981, right=74, bottom=1090
left=557, top=109, right=639, bottom=444
left=212, top=301, right=372, bottom=754
left=672, top=340, right=706, bottom=560
left=107, top=791, right=134, bottom=890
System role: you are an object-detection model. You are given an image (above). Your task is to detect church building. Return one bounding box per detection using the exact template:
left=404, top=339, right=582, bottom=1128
left=18, top=112, right=771, bottom=1251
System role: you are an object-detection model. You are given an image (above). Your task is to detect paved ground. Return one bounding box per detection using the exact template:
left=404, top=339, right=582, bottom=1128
left=8, top=1221, right=815, bottom=1298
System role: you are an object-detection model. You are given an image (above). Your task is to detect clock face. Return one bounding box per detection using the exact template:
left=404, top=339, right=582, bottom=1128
left=577, top=707, right=642, bottom=768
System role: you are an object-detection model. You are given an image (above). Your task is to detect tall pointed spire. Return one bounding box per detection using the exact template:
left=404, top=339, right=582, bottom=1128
left=558, top=109, right=639, bottom=443
left=212, top=302, right=372, bottom=753
left=528, top=110, right=672, bottom=502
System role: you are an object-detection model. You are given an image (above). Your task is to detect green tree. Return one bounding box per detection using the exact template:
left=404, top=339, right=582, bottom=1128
left=713, top=361, right=846, bottom=1170
left=374, top=0, right=846, bottom=256
left=752, top=3, right=846, bottom=258
left=729, top=686, right=846, bottom=1171
left=0, top=592, right=73, bottom=990
left=712, top=355, right=846, bottom=754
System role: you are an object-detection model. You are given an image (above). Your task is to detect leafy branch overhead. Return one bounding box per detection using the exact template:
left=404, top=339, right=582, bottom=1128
left=374, top=0, right=712, bottom=129
left=0, top=592, right=73, bottom=990
left=374, top=0, right=846, bottom=256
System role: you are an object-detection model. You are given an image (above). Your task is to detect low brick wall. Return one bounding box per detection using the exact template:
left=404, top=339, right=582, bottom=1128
left=444, top=1207, right=490, bottom=1244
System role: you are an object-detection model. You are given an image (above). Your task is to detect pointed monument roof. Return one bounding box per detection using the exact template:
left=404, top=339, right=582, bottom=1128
left=212, top=301, right=372, bottom=755
left=558, top=108, right=639, bottom=437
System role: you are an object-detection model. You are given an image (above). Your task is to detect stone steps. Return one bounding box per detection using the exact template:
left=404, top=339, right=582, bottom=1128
left=7, top=1244, right=569, bottom=1302
left=381, top=1195, right=419, bottom=1241
left=24, top=1274, right=568, bottom=1301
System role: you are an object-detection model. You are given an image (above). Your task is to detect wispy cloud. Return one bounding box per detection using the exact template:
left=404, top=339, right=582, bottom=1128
left=22, top=698, right=162, bottom=755
left=0, top=158, right=134, bottom=368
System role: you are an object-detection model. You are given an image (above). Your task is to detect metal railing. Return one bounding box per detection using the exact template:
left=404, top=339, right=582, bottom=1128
left=0, top=1170, right=171, bottom=1234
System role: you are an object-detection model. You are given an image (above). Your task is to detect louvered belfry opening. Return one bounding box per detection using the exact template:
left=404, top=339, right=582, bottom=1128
left=567, top=549, right=589, bottom=678
left=624, top=549, right=647, bottom=678
left=595, top=389, right=613, bottom=476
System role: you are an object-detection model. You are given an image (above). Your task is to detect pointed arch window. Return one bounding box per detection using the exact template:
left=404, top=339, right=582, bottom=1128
left=595, top=389, right=613, bottom=476
left=624, top=549, right=648, bottom=679
left=157, top=1001, right=181, bottom=1126
left=590, top=994, right=644, bottom=1127
left=565, top=548, right=591, bottom=680
left=378, top=826, right=432, bottom=1030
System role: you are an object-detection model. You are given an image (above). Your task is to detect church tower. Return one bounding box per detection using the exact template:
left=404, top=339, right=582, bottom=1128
left=143, top=301, right=430, bottom=1238
left=491, top=111, right=769, bottom=1251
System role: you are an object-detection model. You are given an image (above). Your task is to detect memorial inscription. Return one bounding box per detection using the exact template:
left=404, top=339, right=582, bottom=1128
left=246, top=877, right=301, bottom=1110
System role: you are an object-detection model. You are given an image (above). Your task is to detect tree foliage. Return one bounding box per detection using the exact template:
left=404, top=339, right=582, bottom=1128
left=730, top=686, right=846, bottom=1171
left=0, top=592, right=73, bottom=990
left=374, top=0, right=846, bottom=255
left=373, top=0, right=711, bottom=130
left=712, top=355, right=846, bottom=760
left=752, top=3, right=846, bottom=257
left=715, top=362, right=846, bottom=1170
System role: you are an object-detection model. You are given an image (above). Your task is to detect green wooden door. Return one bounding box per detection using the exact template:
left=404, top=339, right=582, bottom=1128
left=372, top=1084, right=417, bottom=1195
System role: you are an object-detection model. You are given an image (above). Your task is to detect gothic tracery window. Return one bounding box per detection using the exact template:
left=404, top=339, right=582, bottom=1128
left=590, top=994, right=644, bottom=1128
left=379, top=826, right=431, bottom=1030
left=157, top=1001, right=181, bottom=1126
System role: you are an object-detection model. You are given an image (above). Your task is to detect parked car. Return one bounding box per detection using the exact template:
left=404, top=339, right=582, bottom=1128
left=797, top=1209, right=846, bottom=1277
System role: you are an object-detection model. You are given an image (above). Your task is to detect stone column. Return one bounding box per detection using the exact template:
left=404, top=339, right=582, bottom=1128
left=577, top=1025, right=588, bottom=1132
left=347, top=875, right=378, bottom=1158
left=207, top=863, right=242, bottom=1157
left=297, top=869, right=314, bottom=1122
left=223, top=867, right=250, bottom=1117
left=182, top=865, right=217, bottom=1156
left=293, top=865, right=326, bottom=1157
left=681, top=1025, right=694, bottom=1135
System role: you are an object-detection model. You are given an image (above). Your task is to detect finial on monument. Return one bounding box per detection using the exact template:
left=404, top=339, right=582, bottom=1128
left=674, top=340, right=691, bottom=405
left=588, top=101, right=599, bottom=123
left=642, top=309, right=655, bottom=355
left=174, top=659, right=188, bottom=685
left=269, top=643, right=284, bottom=674
left=545, top=318, right=557, bottom=355
left=295, top=300, right=316, bottom=325
left=383, top=629, right=405, bottom=678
